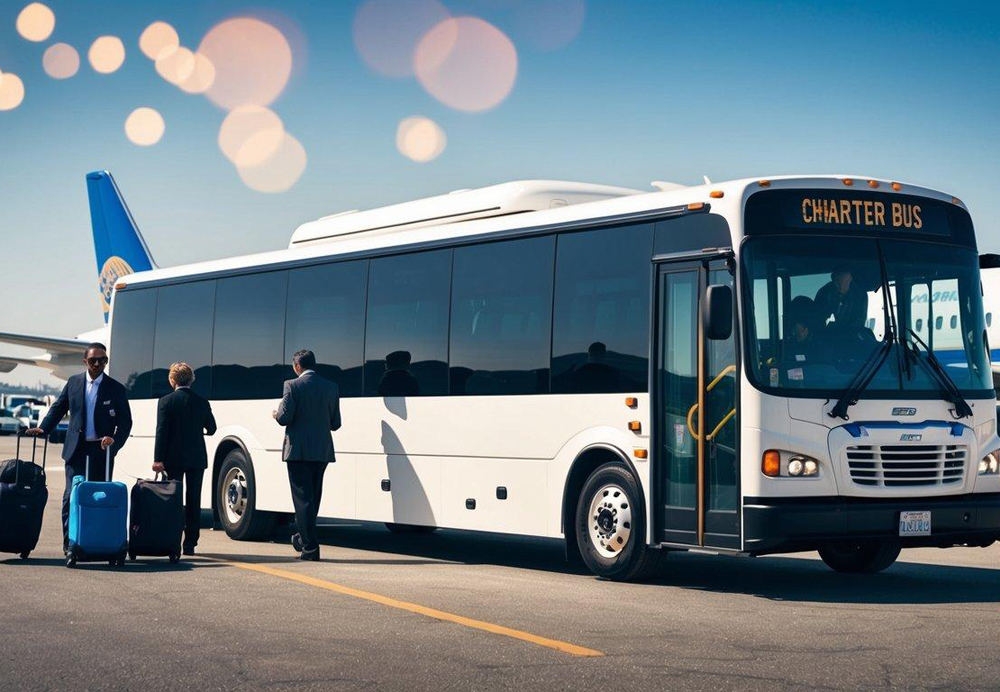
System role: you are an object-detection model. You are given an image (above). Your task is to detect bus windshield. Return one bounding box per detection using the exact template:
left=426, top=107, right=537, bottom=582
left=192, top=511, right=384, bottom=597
left=742, top=236, right=992, bottom=399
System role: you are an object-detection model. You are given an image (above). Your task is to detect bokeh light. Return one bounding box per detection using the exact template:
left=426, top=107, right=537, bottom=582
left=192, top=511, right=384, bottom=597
left=218, top=105, right=285, bottom=167
left=0, top=73, right=25, bottom=111
left=513, top=0, right=586, bottom=51
left=124, top=107, right=165, bottom=146
left=16, top=3, right=55, bottom=42
left=89, top=36, right=126, bottom=74
left=353, top=0, right=450, bottom=78
left=199, top=18, right=293, bottom=110
left=42, top=43, right=80, bottom=79
left=236, top=132, right=307, bottom=193
left=155, top=45, right=195, bottom=85
left=396, top=116, right=446, bottom=162
left=139, top=21, right=180, bottom=60
left=177, top=52, right=216, bottom=94
left=414, top=17, right=518, bottom=112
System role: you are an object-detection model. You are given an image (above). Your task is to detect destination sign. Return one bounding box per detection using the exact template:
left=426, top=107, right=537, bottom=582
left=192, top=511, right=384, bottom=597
left=744, top=189, right=974, bottom=246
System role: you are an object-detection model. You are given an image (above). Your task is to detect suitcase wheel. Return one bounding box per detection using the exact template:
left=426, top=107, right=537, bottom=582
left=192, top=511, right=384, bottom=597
left=65, top=555, right=77, bottom=568
left=169, top=554, right=180, bottom=564
left=19, top=551, right=29, bottom=560
left=128, top=552, right=136, bottom=562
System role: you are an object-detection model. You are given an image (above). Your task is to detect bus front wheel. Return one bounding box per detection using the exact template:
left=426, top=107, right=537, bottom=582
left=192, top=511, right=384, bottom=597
left=818, top=539, right=901, bottom=573
left=217, top=448, right=275, bottom=541
left=575, top=463, right=660, bottom=581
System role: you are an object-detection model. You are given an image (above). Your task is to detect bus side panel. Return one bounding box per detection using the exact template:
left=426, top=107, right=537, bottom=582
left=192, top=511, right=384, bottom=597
left=440, top=457, right=547, bottom=535
left=355, top=452, right=441, bottom=525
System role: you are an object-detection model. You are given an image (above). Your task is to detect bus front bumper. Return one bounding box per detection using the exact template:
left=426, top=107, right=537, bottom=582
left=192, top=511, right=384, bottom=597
left=742, top=493, right=1000, bottom=555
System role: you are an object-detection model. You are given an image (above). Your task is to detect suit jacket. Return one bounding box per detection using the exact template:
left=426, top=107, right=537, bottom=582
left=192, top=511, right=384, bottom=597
left=275, top=371, right=341, bottom=463
left=154, top=388, right=217, bottom=471
left=40, top=373, right=132, bottom=463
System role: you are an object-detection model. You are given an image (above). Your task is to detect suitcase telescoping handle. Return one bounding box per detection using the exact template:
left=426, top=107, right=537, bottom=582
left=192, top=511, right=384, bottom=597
left=14, top=430, right=46, bottom=485
left=84, top=447, right=112, bottom=483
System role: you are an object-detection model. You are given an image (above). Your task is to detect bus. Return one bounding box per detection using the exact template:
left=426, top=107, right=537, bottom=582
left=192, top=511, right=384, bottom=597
left=107, top=176, right=1000, bottom=580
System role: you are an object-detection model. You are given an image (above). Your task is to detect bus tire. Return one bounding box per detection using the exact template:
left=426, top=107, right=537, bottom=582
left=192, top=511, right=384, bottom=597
left=575, top=462, right=660, bottom=581
left=385, top=523, right=437, bottom=534
left=217, top=448, right=275, bottom=541
left=818, top=539, right=901, bottom=573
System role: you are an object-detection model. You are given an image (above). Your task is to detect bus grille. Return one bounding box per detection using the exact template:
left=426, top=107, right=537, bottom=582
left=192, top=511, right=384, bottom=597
left=845, top=444, right=967, bottom=487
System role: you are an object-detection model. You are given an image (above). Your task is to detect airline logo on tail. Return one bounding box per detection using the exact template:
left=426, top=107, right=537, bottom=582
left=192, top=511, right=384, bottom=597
left=86, top=171, right=157, bottom=322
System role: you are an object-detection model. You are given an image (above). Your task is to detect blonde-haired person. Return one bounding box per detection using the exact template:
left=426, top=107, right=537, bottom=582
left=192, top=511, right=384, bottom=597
left=153, top=363, right=217, bottom=555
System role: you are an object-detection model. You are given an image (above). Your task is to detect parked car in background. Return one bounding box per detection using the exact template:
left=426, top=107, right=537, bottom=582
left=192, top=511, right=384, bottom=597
left=0, top=407, right=22, bottom=435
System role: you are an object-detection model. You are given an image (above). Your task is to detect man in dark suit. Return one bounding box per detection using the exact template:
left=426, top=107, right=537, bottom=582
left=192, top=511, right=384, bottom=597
left=273, top=349, right=341, bottom=561
left=28, top=342, right=132, bottom=552
left=152, top=363, right=217, bottom=555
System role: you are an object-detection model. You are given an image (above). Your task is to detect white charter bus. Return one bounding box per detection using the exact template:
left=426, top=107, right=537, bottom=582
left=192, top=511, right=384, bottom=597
left=109, top=176, right=1000, bottom=580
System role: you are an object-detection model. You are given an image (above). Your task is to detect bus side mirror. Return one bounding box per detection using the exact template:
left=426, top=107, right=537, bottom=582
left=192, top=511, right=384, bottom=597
left=980, top=253, right=1000, bottom=269
left=704, top=284, right=733, bottom=340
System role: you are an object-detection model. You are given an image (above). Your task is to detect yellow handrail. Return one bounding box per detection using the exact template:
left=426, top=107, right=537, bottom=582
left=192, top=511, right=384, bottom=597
left=686, top=364, right=737, bottom=441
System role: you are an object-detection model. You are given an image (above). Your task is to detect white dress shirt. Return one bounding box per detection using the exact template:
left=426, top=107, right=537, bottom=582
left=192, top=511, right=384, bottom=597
left=85, top=372, right=104, bottom=441
left=298, top=369, right=315, bottom=378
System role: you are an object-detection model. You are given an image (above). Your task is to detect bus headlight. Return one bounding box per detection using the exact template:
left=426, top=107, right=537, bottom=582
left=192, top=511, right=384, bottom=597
left=788, top=456, right=819, bottom=477
left=979, top=451, right=1000, bottom=476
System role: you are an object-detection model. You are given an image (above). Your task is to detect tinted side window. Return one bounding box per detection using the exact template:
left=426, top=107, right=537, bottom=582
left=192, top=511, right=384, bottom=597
left=450, top=236, right=555, bottom=395
left=152, top=281, right=216, bottom=399
left=654, top=213, right=731, bottom=255
left=109, top=288, right=157, bottom=398
left=364, top=250, right=451, bottom=397
left=552, top=224, right=653, bottom=393
left=213, top=271, right=288, bottom=400
left=285, top=260, right=368, bottom=397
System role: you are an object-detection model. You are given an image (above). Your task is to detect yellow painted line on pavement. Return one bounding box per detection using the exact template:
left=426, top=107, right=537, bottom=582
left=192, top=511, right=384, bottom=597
left=212, top=558, right=604, bottom=657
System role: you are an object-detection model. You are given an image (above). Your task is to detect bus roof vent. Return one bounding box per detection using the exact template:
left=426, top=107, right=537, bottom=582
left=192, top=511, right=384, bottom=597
left=289, top=180, right=644, bottom=247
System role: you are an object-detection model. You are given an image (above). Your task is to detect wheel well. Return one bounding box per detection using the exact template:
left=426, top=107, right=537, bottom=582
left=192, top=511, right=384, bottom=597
left=561, top=446, right=640, bottom=561
left=211, top=437, right=248, bottom=523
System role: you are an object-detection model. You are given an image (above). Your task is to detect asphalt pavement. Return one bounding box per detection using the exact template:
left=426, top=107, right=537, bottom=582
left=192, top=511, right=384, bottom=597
left=1, top=435, right=999, bottom=692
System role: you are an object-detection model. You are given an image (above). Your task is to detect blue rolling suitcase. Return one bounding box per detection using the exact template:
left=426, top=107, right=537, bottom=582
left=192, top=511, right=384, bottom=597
left=0, top=433, right=48, bottom=560
left=66, top=448, right=128, bottom=568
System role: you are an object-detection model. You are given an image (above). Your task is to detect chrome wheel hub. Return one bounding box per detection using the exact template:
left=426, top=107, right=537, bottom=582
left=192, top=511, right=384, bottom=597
left=223, top=467, right=248, bottom=525
left=587, top=483, right=633, bottom=558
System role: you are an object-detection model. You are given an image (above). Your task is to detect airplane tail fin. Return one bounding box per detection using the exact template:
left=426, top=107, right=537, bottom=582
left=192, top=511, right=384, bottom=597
left=86, top=171, right=157, bottom=323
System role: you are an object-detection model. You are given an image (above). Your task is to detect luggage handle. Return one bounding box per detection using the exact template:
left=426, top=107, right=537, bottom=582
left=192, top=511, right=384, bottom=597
left=86, top=447, right=112, bottom=482
left=14, top=430, right=46, bottom=485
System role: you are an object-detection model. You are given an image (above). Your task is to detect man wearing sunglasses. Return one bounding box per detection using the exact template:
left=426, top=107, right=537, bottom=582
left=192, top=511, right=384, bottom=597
left=28, top=342, right=132, bottom=553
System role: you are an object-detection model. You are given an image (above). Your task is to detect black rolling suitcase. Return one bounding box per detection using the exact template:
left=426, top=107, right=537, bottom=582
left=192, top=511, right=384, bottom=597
left=0, top=432, right=48, bottom=560
left=128, top=473, right=183, bottom=563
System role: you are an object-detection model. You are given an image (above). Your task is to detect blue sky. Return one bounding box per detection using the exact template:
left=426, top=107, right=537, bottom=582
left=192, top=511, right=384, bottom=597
left=2, top=0, right=999, bottom=386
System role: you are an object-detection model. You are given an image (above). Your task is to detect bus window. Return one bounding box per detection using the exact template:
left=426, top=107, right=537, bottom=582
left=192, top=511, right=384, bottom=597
left=450, top=236, right=555, bottom=395
left=551, top=223, right=653, bottom=393
left=152, top=280, right=216, bottom=399
left=212, top=271, right=288, bottom=400
left=109, top=288, right=157, bottom=398
left=364, top=249, right=451, bottom=397
left=285, top=260, right=368, bottom=397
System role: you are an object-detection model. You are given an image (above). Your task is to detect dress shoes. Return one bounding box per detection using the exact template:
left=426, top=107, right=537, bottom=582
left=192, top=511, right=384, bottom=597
left=182, top=546, right=196, bottom=556
left=291, top=533, right=303, bottom=552
left=299, top=548, right=320, bottom=561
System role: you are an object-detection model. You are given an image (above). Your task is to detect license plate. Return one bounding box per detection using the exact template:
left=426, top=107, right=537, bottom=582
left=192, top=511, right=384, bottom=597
left=899, top=511, right=931, bottom=536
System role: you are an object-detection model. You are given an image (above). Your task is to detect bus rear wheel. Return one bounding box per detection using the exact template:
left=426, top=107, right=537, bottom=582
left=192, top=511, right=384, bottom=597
left=818, top=539, right=901, bottom=573
left=217, top=448, right=275, bottom=541
left=575, top=462, right=660, bottom=581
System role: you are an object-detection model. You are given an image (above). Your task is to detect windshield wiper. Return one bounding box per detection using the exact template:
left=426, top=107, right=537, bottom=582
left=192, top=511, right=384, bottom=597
left=904, top=327, right=973, bottom=419
left=829, top=242, right=898, bottom=421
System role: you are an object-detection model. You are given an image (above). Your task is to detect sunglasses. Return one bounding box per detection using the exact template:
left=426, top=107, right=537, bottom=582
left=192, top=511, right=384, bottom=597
left=86, top=357, right=109, bottom=366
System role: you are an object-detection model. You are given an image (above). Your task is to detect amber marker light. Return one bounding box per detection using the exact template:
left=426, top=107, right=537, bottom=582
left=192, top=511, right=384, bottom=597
left=687, top=202, right=705, bottom=211
left=842, top=178, right=854, bottom=186
left=762, top=450, right=781, bottom=477
left=625, top=397, right=638, bottom=408
left=891, top=182, right=902, bottom=191
left=867, top=180, right=879, bottom=188
left=757, top=180, right=771, bottom=187
left=634, top=449, right=648, bottom=459
left=115, top=281, right=128, bottom=290
left=628, top=421, right=641, bottom=432
left=709, top=190, right=724, bottom=199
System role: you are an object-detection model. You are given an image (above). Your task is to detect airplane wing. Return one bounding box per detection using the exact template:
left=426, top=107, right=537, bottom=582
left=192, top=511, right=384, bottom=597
left=0, top=355, right=39, bottom=373
left=0, top=331, right=90, bottom=354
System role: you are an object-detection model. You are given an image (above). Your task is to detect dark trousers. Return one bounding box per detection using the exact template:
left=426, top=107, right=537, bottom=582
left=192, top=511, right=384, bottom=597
left=62, top=440, right=113, bottom=548
left=286, top=461, right=327, bottom=552
left=166, top=467, right=205, bottom=549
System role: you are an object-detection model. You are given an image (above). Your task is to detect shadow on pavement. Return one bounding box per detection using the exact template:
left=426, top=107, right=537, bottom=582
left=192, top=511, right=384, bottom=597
left=230, top=521, right=1000, bottom=605
left=0, top=556, right=226, bottom=573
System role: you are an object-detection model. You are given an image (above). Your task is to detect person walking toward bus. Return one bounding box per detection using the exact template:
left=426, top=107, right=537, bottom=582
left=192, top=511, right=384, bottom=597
left=152, top=363, right=217, bottom=555
left=273, top=349, right=341, bottom=561
left=27, top=342, right=132, bottom=554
